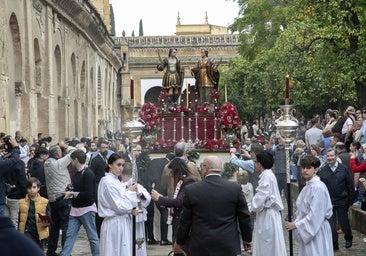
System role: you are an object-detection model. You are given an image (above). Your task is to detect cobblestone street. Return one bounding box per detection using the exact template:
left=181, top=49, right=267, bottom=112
left=68, top=220, right=366, bottom=256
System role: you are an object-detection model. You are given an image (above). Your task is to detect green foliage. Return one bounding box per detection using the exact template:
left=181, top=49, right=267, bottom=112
left=139, top=19, right=144, bottom=36
left=222, top=162, right=237, bottom=180
left=109, top=4, right=115, bottom=36
left=186, top=151, right=200, bottom=164
left=226, top=0, right=366, bottom=118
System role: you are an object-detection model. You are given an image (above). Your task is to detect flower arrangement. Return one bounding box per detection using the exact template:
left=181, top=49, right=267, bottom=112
left=203, top=138, right=223, bottom=151
left=197, top=103, right=210, bottom=113
left=159, top=90, right=170, bottom=107
left=218, top=102, right=241, bottom=132
left=168, top=105, right=192, bottom=114
left=209, top=89, right=220, bottom=103
left=139, top=102, right=160, bottom=133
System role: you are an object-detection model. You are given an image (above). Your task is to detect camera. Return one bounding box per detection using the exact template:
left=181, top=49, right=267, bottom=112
left=2, top=135, right=13, bottom=152
left=65, top=184, right=74, bottom=192
left=5, top=183, right=16, bottom=194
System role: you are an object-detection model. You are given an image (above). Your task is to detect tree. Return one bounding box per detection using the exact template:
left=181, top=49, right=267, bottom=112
left=227, top=0, right=366, bottom=118
left=139, top=19, right=144, bottom=36
left=131, top=30, right=135, bottom=37
left=109, top=4, right=115, bottom=36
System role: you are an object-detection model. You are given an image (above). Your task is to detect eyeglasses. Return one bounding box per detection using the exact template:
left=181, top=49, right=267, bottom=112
left=363, top=111, right=366, bottom=114
left=200, top=163, right=206, bottom=168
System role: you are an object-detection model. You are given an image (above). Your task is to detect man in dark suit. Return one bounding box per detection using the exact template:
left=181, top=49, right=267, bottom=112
left=317, top=148, right=354, bottom=251
left=174, top=156, right=252, bottom=255
left=89, top=140, right=109, bottom=237
left=145, top=152, right=175, bottom=245
left=89, top=141, right=109, bottom=184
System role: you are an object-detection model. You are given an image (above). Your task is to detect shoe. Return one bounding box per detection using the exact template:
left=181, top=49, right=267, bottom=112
left=160, top=240, right=172, bottom=246
left=148, top=239, right=158, bottom=245
left=345, top=240, right=352, bottom=248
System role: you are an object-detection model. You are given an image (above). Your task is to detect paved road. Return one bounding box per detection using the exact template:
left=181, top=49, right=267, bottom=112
left=67, top=223, right=365, bottom=256
left=58, top=194, right=366, bottom=256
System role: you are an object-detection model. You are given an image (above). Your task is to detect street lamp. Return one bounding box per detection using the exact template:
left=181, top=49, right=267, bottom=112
left=275, top=103, right=298, bottom=256
left=122, top=106, right=144, bottom=256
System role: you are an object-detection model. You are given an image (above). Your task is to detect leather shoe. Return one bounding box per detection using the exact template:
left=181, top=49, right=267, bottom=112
left=160, top=240, right=172, bottom=246
left=345, top=240, right=352, bottom=248
left=148, top=239, right=158, bottom=245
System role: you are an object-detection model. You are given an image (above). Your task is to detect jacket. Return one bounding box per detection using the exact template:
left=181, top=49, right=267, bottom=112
left=0, top=147, right=20, bottom=204
left=0, top=217, right=45, bottom=256
left=176, top=175, right=252, bottom=256
left=18, top=194, right=49, bottom=240
left=318, top=163, right=354, bottom=206
left=44, top=147, right=75, bottom=202
left=3, top=160, right=27, bottom=199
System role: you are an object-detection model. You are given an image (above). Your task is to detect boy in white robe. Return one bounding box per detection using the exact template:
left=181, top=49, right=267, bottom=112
left=250, top=151, right=287, bottom=256
left=285, top=155, right=333, bottom=256
left=121, top=162, right=151, bottom=256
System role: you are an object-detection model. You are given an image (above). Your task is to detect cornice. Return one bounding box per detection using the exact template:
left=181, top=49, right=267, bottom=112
left=47, top=0, right=121, bottom=69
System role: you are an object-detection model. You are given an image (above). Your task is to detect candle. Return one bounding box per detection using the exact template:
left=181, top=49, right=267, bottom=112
left=225, top=84, right=227, bottom=102
left=130, top=78, right=134, bottom=100
left=285, top=75, right=290, bottom=104
left=186, top=83, right=189, bottom=107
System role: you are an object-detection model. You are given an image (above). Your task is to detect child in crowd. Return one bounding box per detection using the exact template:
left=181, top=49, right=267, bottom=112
left=18, top=177, right=50, bottom=247
left=236, top=169, right=254, bottom=229
left=121, top=162, right=151, bottom=256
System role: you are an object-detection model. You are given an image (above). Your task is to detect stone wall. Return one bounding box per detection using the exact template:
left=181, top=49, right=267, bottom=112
left=0, top=0, right=121, bottom=141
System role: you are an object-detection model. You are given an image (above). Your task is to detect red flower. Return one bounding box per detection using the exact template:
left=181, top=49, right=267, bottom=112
left=139, top=103, right=161, bottom=132
left=218, top=102, right=241, bottom=132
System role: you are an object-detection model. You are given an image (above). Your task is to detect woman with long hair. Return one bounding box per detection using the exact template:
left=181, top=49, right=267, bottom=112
left=98, top=153, right=139, bottom=256
left=151, top=158, right=199, bottom=251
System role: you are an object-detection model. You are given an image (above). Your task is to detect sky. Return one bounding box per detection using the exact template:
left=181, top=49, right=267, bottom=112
left=109, top=0, right=240, bottom=36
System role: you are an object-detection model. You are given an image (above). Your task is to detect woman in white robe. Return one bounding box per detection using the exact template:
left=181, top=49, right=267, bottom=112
left=250, top=151, right=287, bottom=256
left=121, top=162, right=151, bottom=256
left=97, top=153, right=139, bottom=256
left=285, top=155, right=333, bottom=256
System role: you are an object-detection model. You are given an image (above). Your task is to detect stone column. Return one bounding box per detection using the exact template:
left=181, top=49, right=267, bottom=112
left=45, top=6, right=56, bottom=140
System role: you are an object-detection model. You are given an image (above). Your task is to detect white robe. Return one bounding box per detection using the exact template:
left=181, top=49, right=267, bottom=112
left=98, top=173, right=138, bottom=256
left=250, top=169, right=287, bottom=256
left=294, top=175, right=333, bottom=256
left=122, top=179, right=151, bottom=256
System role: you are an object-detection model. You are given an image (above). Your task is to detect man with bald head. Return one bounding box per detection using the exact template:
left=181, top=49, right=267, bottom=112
left=173, top=156, right=252, bottom=255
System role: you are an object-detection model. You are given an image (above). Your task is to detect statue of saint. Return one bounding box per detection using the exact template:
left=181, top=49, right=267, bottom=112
left=157, top=48, right=184, bottom=104
left=191, top=48, right=220, bottom=104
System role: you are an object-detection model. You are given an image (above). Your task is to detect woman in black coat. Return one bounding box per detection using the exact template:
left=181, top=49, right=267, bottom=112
left=151, top=158, right=199, bottom=251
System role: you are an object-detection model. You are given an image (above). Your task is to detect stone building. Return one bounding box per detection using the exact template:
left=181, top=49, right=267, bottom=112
left=0, top=0, right=240, bottom=142
left=0, top=0, right=122, bottom=142
left=115, top=12, right=240, bottom=110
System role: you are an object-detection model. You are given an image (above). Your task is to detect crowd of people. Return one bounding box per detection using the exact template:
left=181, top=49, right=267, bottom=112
left=230, top=105, right=366, bottom=254
left=0, top=104, right=365, bottom=256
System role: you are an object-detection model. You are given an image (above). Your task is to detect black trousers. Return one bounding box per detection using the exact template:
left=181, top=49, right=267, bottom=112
left=329, top=205, right=353, bottom=246
left=146, top=201, right=168, bottom=241
left=47, top=199, right=71, bottom=256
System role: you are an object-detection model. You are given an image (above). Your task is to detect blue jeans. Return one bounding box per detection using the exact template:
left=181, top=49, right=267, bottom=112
left=61, top=211, right=99, bottom=256
left=0, top=204, right=5, bottom=217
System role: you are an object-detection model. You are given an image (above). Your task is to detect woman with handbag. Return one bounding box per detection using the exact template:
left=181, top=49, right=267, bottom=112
left=151, top=158, right=199, bottom=254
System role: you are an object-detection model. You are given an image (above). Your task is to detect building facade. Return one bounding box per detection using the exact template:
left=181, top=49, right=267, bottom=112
left=0, top=0, right=121, bottom=141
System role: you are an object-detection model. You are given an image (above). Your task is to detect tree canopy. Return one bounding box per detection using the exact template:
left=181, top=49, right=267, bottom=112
left=223, top=0, right=366, bottom=119
left=109, top=4, right=115, bottom=36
